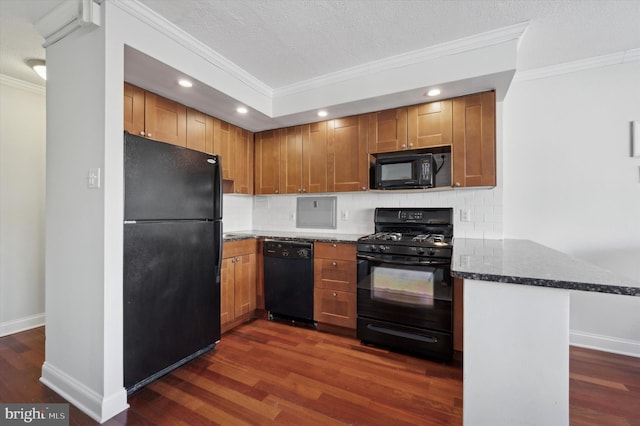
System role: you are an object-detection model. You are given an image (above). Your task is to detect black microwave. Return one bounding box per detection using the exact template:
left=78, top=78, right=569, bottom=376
left=373, top=151, right=436, bottom=189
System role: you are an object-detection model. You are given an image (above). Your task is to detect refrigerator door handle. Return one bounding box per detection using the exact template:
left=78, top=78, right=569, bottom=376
left=213, top=155, right=222, bottom=220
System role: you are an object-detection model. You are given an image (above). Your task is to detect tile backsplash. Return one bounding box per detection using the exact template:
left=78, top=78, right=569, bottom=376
left=224, top=187, right=503, bottom=239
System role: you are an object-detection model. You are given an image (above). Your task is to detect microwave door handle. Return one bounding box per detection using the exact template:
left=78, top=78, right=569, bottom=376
left=357, top=254, right=449, bottom=267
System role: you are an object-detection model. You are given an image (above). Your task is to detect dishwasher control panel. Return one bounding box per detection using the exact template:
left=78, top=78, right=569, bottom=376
left=263, top=240, right=313, bottom=259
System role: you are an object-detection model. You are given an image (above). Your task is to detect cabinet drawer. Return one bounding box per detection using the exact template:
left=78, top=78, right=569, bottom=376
left=223, top=239, right=258, bottom=258
left=314, top=288, right=356, bottom=329
left=314, top=242, right=356, bottom=260
left=314, top=260, right=356, bottom=292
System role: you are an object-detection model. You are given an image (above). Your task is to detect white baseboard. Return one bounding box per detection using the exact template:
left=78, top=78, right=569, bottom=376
left=0, top=313, right=45, bottom=337
left=570, top=330, right=640, bottom=358
left=40, top=362, right=129, bottom=423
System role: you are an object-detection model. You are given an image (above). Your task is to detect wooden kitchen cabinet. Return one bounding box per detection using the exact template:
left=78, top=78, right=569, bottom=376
left=327, top=115, right=369, bottom=192
left=313, top=242, right=357, bottom=329
left=221, top=239, right=258, bottom=333
left=254, top=129, right=281, bottom=194
left=279, top=126, right=304, bottom=194
left=214, top=118, right=235, bottom=180
left=123, top=82, right=145, bottom=137
left=368, top=108, right=408, bottom=153
left=186, top=107, right=213, bottom=153
left=123, top=82, right=187, bottom=147
left=452, top=90, right=496, bottom=187
left=232, top=127, right=254, bottom=194
left=278, top=123, right=329, bottom=194
left=407, top=100, right=453, bottom=149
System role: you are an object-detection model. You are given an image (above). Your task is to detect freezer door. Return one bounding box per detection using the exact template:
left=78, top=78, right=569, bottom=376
left=123, top=221, right=221, bottom=391
left=124, top=132, right=220, bottom=221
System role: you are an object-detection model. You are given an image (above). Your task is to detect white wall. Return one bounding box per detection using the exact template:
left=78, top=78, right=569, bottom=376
left=503, top=61, right=640, bottom=356
left=0, top=77, right=46, bottom=336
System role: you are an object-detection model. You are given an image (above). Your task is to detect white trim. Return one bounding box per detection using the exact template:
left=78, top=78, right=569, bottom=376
left=0, top=74, right=46, bottom=95
left=40, top=362, right=129, bottom=423
left=274, top=22, right=529, bottom=97
left=0, top=313, right=45, bottom=337
left=570, top=330, right=640, bottom=358
left=514, top=48, right=640, bottom=82
left=110, top=0, right=272, bottom=98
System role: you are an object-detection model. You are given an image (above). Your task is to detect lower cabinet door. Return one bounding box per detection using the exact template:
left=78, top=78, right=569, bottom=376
left=314, top=288, right=356, bottom=329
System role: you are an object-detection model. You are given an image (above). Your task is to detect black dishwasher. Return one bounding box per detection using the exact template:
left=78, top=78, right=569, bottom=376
left=263, top=240, right=315, bottom=326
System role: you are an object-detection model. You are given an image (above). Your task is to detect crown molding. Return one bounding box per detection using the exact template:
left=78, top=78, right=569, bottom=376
left=514, top=47, right=640, bottom=82
left=0, top=74, right=46, bottom=95
left=274, top=22, right=529, bottom=98
left=110, top=0, right=273, bottom=98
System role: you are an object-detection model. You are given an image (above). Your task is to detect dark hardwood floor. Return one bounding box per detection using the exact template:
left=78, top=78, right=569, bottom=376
left=1, top=319, right=639, bottom=425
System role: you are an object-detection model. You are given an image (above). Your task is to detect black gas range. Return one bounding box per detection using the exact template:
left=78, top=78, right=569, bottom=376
left=356, top=207, right=454, bottom=361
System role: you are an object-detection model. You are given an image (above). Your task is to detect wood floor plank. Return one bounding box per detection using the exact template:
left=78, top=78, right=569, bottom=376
left=2, top=320, right=639, bottom=425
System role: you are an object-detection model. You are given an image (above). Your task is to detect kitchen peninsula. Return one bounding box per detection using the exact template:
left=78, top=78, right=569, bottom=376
left=451, top=238, right=640, bottom=426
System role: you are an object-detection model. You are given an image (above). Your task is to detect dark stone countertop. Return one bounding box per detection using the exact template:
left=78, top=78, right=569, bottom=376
left=223, top=230, right=362, bottom=244
left=451, top=238, right=640, bottom=296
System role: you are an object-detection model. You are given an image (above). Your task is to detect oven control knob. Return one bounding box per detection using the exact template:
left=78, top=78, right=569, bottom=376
left=417, top=248, right=426, bottom=255
left=429, top=249, right=436, bottom=256
left=379, top=245, right=388, bottom=252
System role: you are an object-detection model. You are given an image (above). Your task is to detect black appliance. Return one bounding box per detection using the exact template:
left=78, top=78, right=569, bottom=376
left=356, top=207, right=453, bottom=360
left=123, top=131, right=222, bottom=393
left=263, top=240, right=315, bottom=326
left=373, top=150, right=436, bottom=189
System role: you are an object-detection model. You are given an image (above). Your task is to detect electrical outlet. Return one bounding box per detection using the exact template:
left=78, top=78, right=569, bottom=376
left=340, top=210, right=349, bottom=220
left=460, top=209, right=471, bottom=222
left=289, top=212, right=295, bottom=221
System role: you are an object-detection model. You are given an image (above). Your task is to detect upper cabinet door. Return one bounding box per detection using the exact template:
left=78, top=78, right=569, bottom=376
left=123, top=82, right=145, bottom=137
left=407, top=100, right=452, bottom=149
left=303, top=121, right=328, bottom=193
left=144, top=92, right=187, bottom=147
left=186, top=108, right=207, bottom=153
left=233, top=127, right=254, bottom=194
left=368, top=108, right=408, bottom=153
left=254, top=130, right=281, bottom=194
left=279, top=126, right=304, bottom=194
left=452, top=91, right=496, bottom=187
left=328, top=115, right=369, bottom=192
left=213, top=118, right=235, bottom=180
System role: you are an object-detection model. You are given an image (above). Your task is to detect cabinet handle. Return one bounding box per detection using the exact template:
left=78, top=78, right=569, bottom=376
left=139, top=131, right=145, bottom=136
left=302, top=188, right=306, bottom=193
left=361, top=186, right=367, bottom=191
left=332, top=292, right=337, bottom=297
left=298, top=189, right=301, bottom=193
left=455, top=182, right=461, bottom=187
left=147, top=133, right=152, bottom=138
left=401, top=144, right=406, bottom=148
left=408, top=143, right=413, bottom=148
left=332, top=261, right=337, bottom=267
left=236, top=257, right=241, bottom=262
left=332, top=243, right=337, bottom=248
left=275, top=189, right=279, bottom=194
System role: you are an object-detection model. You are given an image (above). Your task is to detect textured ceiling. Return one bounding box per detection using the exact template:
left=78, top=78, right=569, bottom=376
left=1, top=0, right=639, bottom=90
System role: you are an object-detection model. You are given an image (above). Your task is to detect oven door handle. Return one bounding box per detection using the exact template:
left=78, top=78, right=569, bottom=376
left=357, top=254, right=450, bottom=267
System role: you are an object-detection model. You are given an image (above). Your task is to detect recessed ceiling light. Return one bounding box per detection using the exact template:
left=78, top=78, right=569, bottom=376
left=26, top=59, right=46, bottom=80
left=426, top=88, right=441, bottom=97
left=317, top=110, right=328, bottom=117
left=237, top=106, right=248, bottom=114
left=178, top=79, right=193, bottom=88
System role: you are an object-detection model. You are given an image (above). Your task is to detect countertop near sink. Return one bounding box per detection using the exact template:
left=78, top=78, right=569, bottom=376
left=451, top=238, right=640, bottom=296
left=223, top=230, right=363, bottom=244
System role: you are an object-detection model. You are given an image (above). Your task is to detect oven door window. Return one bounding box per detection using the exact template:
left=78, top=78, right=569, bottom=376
left=371, top=266, right=434, bottom=307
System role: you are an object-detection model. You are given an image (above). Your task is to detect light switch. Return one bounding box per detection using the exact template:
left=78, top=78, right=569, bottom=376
left=88, top=168, right=101, bottom=189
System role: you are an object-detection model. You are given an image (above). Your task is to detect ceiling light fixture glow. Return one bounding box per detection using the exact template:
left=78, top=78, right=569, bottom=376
left=237, top=106, right=248, bottom=114
left=426, top=88, right=441, bottom=97
left=317, top=110, right=328, bottom=117
left=26, top=59, right=46, bottom=80
left=178, top=79, right=193, bottom=88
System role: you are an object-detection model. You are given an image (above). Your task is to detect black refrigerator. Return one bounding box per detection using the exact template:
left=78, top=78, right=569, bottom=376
left=123, top=131, right=222, bottom=393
